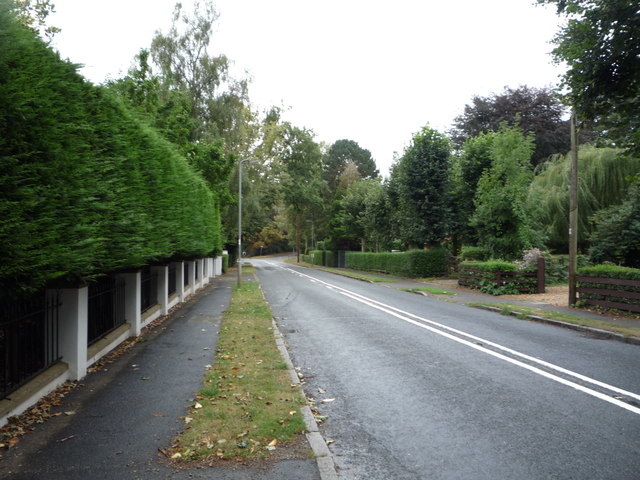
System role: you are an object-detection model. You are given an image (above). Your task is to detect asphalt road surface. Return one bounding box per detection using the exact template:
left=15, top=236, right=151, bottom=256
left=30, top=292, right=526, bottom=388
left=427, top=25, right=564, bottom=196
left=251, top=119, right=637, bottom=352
left=252, top=258, right=640, bottom=480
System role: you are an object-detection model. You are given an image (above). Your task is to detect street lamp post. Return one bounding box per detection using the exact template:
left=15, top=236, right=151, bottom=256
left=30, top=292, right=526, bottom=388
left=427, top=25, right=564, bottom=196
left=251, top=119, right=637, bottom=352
left=237, top=159, right=255, bottom=287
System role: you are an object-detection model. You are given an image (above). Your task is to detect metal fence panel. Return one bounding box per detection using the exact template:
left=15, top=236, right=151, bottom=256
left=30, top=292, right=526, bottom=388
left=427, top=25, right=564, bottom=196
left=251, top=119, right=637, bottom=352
left=0, top=292, right=61, bottom=399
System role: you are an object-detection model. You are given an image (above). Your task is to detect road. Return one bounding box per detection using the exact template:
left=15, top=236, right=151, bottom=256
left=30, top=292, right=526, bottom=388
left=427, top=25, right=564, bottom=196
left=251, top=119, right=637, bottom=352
left=252, top=258, right=640, bottom=480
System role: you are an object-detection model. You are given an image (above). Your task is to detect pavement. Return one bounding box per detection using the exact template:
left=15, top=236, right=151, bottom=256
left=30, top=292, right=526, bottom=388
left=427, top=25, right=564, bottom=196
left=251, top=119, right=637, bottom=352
left=0, top=271, right=323, bottom=480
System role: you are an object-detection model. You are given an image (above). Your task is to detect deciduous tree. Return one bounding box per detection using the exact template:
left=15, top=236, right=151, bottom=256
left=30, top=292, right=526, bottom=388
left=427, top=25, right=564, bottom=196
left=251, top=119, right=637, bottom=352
left=451, top=86, right=572, bottom=166
left=389, top=126, right=452, bottom=249
left=538, top=0, right=640, bottom=155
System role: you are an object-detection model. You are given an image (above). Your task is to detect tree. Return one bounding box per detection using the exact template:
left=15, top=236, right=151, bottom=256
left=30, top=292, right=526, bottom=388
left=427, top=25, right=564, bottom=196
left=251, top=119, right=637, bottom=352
left=526, top=146, right=640, bottom=250
left=9, top=0, right=59, bottom=43
left=588, top=178, right=640, bottom=268
left=150, top=0, right=257, bottom=155
left=389, top=126, right=452, bottom=248
left=279, top=126, right=326, bottom=261
left=470, top=124, right=540, bottom=259
left=332, top=179, right=390, bottom=252
left=451, top=86, right=574, bottom=166
left=323, top=139, right=379, bottom=194
left=538, top=0, right=640, bottom=155
left=449, top=132, right=494, bottom=245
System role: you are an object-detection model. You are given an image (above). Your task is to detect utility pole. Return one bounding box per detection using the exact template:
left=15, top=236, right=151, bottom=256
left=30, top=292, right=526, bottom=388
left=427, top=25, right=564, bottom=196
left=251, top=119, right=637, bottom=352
left=568, top=111, right=579, bottom=305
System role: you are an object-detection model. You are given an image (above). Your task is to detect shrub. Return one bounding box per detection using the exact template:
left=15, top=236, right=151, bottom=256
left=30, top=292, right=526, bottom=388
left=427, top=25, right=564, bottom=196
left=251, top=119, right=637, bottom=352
left=345, top=249, right=449, bottom=277
left=459, top=246, right=491, bottom=261
left=458, top=260, right=537, bottom=295
left=577, top=264, right=640, bottom=311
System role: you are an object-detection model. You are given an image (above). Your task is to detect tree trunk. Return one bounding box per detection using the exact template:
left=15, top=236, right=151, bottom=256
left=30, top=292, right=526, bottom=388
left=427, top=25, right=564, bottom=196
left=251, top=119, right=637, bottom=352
left=296, top=212, right=301, bottom=263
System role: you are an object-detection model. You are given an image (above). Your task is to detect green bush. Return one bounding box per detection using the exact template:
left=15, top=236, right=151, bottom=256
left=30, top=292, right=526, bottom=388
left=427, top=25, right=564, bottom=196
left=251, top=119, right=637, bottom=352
left=577, top=264, right=640, bottom=310
left=222, top=254, right=229, bottom=273
left=0, top=11, right=222, bottom=298
left=345, top=249, right=449, bottom=277
left=578, top=264, right=640, bottom=281
left=458, top=261, right=537, bottom=295
left=459, top=246, right=491, bottom=261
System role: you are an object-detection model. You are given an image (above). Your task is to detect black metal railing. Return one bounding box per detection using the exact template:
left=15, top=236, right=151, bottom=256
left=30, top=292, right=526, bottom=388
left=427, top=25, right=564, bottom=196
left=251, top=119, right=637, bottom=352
left=184, top=262, right=190, bottom=286
left=1, top=292, right=61, bottom=399
left=88, top=276, right=125, bottom=345
left=168, top=263, right=177, bottom=296
left=140, top=267, right=158, bottom=313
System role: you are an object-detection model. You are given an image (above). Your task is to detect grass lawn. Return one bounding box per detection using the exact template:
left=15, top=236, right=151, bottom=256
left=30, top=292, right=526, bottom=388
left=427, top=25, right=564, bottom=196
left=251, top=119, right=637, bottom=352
left=403, top=287, right=457, bottom=295
left=470, top=302, right=640, bottom=339
left=169, top=268, right=307, bottom=462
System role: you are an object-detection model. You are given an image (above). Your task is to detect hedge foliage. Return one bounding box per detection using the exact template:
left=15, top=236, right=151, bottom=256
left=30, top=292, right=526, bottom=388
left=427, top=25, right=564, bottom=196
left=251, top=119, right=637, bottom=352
left=577, top=265, right=640, bottom=310
left=306, top=250, right=337, bottom=267
left=0, top=7, right=222, bottom=297
left=577, top=264, right=640, bottom=281
left=458, top=261, right=537, bottom=295
left=345, top=249, right=449, bottom=277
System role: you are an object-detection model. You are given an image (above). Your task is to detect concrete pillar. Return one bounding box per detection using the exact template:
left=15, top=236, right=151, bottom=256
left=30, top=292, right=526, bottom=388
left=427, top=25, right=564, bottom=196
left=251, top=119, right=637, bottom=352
left=118, top=271, right=141, bottom=337
left=151, top=265, right=169, bottom=316
left=55, top=286, right=88, bottom=380
left=214, top=256, right=222, bottom=276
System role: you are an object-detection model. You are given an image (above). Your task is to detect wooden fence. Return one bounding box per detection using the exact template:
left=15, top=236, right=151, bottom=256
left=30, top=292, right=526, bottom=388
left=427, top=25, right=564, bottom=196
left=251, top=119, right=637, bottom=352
left=577, top=276, right=640, bottom=313
left=458, top=257, right=545, bottom=294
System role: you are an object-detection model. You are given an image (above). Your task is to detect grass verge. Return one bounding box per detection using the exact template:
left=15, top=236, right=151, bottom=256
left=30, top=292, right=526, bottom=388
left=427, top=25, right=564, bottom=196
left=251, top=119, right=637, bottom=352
left=169, top=270, right=306, bottom=462
left=404, top=287, right=457, bottom=295
left=469, top=302, right=640, bottom=339
left=318, top=267, right=396, bottom=283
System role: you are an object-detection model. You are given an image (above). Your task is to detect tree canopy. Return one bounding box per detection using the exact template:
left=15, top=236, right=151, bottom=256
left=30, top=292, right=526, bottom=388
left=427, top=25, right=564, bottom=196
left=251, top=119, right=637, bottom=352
left=389, top=126, right=452, bottom=248
left=451, top=86, right=572, bottom=166
left=539, top=0, right=640, bottom=155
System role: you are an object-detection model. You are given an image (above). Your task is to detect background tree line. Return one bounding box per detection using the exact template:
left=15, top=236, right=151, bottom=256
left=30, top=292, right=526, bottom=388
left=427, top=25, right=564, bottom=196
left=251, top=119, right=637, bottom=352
left=5, top=0, right=638, bottom=302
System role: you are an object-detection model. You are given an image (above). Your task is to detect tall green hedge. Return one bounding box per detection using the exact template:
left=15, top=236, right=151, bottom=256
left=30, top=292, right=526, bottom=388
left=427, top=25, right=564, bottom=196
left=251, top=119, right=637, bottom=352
left=345, top=249, right=449, bottom=277
left=0, top=7, right=222, bottom=297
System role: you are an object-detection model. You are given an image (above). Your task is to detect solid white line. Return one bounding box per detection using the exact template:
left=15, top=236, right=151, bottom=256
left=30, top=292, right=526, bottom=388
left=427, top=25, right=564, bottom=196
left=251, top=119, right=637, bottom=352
left=271, top=262, right=640, bottom=415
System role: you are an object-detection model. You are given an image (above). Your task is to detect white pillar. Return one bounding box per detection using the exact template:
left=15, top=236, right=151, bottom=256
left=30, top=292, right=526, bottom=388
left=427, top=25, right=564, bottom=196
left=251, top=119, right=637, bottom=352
left=215, top=256, right=222, bottom=276
left=151, top=265, right=168, bottom=316
left=55, top=286, right=88, bottom=380
left=118, top=271, right=141, bottom=337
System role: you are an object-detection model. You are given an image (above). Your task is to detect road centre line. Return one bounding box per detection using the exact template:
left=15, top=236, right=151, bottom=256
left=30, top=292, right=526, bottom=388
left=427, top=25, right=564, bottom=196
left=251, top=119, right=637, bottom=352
left=272, top=263, right=640, bottom=415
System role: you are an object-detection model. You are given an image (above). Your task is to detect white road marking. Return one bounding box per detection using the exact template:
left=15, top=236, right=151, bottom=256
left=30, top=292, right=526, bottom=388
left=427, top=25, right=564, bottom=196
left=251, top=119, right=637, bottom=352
left=262, top=261, right=640, bottom=415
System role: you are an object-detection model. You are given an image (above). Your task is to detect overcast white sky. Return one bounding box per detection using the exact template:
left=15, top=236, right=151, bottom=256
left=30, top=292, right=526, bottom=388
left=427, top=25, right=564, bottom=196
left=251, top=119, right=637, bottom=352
left=50, top=0, right=565, bottom=176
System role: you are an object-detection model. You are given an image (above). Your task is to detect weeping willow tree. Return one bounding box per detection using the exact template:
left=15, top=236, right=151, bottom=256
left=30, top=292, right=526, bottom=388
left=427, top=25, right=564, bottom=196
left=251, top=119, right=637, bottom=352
left=526, top=146, right=640, bottom=251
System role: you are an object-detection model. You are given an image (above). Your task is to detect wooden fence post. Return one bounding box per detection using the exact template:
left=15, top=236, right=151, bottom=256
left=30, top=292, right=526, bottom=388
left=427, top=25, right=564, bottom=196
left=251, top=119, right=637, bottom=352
left=537, top=256, right=546, bottom=294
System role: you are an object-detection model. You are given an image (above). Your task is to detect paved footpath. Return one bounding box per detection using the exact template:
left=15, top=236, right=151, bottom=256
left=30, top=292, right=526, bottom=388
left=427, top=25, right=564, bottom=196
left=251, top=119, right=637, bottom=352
left=0, top=272, right=321, bottom=480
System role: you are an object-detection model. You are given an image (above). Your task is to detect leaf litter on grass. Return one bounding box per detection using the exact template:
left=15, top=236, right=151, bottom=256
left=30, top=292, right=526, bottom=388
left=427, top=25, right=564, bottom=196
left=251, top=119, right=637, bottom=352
left=168, top=279, right=307, bottom=463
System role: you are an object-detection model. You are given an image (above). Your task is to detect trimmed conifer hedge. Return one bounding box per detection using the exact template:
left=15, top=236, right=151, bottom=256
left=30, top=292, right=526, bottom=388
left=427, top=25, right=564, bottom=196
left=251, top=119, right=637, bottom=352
left=0, top=6, right=222, bottom=298
left=345, top=249, right=449, bottom=277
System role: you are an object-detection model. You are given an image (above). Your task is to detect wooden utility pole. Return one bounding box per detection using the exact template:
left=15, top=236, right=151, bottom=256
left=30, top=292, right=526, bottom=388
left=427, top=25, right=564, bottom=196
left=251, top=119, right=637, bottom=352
left=568, top=111, right=579, bottom=305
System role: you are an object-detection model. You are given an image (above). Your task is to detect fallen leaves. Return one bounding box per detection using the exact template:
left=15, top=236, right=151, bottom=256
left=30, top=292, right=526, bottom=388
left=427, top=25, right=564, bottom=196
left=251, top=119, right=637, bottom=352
left=0, top=381, right=77, bottom=450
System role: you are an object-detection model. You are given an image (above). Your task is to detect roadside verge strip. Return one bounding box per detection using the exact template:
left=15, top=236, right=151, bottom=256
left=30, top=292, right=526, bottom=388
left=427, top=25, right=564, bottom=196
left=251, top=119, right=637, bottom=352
left=471, top=304, right=640, bottom=346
